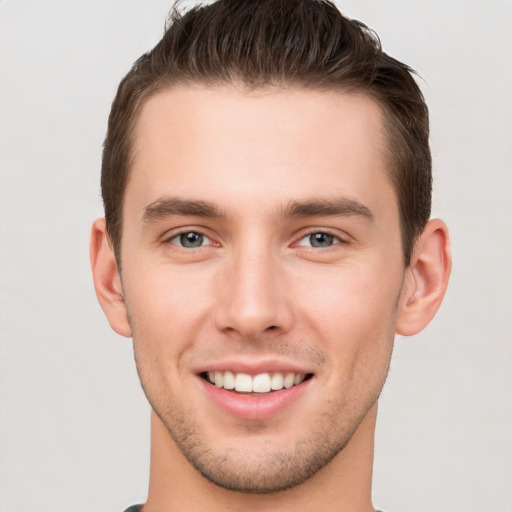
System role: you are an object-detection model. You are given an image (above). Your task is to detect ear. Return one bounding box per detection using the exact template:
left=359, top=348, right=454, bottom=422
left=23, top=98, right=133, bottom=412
left=90, top=218, right=132, bottom=338
left=396, top=219, right=452, bottom=336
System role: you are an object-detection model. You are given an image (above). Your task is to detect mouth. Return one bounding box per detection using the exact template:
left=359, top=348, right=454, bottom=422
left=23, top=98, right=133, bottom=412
left=197, top=363, right=315, bottom=420
left=201, top=370, right=314, bottom=394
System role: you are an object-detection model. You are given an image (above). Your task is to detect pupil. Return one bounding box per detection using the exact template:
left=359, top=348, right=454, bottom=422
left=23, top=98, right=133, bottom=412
left=311, top=233, right=333, bottom=247
left=181, top=232, right=203, bottom=248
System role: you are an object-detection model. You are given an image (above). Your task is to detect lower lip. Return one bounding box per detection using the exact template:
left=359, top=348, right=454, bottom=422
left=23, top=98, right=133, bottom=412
left=199, top=377, right=312, bottom=420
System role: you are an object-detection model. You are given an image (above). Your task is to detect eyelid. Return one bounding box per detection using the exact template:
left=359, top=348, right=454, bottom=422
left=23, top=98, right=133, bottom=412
left=292, top=228, right=349, bottom=248
left=170, top=232, right=211, bottom=247
left=159, top=226, right=350, bottom=249
left=161, top=226, right=219, bottom=247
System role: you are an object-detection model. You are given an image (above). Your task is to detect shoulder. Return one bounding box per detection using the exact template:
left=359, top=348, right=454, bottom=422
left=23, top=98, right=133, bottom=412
left=122, top=506, right=142, bottom=512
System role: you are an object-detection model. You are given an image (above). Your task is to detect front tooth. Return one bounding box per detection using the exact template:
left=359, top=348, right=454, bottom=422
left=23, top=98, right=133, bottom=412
left=234, top=373, right=253, bottom=392
left=270, top=373, right=284, bottom=390
left=252, top=373, right=271, bottom=393
left=283, top=373, right=295, bottom=389
left=223, top=371, right=235, bottom=390
left=214, top=371, right=223, bottom=387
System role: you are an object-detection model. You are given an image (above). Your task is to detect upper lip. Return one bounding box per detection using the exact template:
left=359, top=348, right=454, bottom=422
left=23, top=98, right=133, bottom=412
left=194, top=358, right=315, bottom=376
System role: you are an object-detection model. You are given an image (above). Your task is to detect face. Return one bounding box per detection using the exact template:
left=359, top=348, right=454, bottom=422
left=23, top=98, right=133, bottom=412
left=120, top=86, right=406, bottom=492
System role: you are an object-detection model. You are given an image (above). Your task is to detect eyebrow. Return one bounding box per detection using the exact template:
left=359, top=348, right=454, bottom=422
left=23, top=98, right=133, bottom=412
left=279, top=197, right=374, bottom=221
left=141, top=196, right=374, bottom=223
left=142, top=197, right=225, bottom=222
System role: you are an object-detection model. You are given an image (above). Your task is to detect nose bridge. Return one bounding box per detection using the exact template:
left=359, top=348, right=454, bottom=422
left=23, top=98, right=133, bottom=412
left=215, top=236, right=291, bottom=336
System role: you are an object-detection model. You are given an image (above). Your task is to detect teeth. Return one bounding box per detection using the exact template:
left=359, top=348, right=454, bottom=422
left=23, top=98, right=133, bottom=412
left=294, top=373, right=305, bottom=385
left=234, top=373, right=253, bottom=392
left=283, top=372, right=295, bottom=389
left=252, top=373, right=271, bottom=393
left=206, top=371, right=307, bottom=393
left=270, top=373, right=283, bottom=390
left=223, top=371, right=235, bottom=390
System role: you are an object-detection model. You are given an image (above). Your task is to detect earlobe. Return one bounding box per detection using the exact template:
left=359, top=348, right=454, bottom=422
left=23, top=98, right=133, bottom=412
left=396, top=219, right=452, bottom=336
left=90, top=218, right=132, bottom=338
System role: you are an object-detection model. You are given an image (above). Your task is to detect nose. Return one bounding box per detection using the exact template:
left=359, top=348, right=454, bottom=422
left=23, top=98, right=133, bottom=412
left=214, top=245, right=294, bottom=339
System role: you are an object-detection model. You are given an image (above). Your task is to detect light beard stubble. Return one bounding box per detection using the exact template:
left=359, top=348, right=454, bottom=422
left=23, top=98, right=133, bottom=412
left=136, top=348, right=392, bottom=495
left=126, top=289, right=399, bottom=495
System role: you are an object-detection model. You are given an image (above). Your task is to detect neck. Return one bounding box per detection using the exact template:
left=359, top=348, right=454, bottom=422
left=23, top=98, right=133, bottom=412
left=143, top=405, right=378, bottom=512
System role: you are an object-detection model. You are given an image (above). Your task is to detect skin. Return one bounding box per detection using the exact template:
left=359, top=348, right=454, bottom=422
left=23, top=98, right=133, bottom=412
left=91, top=86, right=451, bottom=512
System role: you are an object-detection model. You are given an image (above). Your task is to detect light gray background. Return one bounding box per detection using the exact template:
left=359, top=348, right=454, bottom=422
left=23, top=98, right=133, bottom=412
left=1, top=1, right=511, bottom=511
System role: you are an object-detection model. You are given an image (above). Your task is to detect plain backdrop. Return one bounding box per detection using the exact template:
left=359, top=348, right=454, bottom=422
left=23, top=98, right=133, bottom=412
left=1, top=1, right=511, bottom=511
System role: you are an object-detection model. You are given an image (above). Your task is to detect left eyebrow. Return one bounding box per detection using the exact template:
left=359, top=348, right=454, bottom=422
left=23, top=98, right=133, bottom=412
left=142, top=196, right=225, bottom=223
left=279, top=197, right=374, bottom=221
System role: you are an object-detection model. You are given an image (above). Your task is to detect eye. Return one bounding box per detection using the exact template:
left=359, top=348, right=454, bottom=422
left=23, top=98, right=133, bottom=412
left=296, top=232, right=341, bottom=248
left=168, top=231, right=211, bottom=248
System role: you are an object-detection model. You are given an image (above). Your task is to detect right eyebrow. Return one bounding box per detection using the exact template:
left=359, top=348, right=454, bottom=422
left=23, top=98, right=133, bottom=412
left=279, top=197, right=374, bottom=222
left=141, top=196, right=225, bottom=223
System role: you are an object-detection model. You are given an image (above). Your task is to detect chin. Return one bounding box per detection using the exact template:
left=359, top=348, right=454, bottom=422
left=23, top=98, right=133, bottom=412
left=155, top=395, right=373, bottom=494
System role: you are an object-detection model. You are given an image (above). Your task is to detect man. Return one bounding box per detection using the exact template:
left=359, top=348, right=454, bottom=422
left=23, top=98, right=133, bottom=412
left=90, top=0, right=451, bottom=510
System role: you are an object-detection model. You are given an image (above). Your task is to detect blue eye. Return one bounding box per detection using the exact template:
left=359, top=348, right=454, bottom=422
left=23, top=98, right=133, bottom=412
left=297, top=232, right=338, bottom=248
left=170, top=231, right=209, bottom=248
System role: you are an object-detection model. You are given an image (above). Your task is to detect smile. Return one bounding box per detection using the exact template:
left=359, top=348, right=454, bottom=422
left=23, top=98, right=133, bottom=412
left=204, top=371, right=310, bottom=393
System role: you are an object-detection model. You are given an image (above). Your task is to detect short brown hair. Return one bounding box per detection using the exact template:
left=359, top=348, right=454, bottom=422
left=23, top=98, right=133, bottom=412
left=102, top=0, right=431, bottom=266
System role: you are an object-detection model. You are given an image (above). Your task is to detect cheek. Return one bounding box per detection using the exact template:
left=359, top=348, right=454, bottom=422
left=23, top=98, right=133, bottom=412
left=126, top=260, right=210, bottom=322
left=295, top=262, right=401, bottom=367
left=123, top=267, right=211, bottom=372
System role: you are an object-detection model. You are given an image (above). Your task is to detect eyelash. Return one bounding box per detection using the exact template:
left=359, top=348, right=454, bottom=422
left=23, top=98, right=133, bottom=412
left=163, top=229, right=347, bottom=250
left=294, top=231, right=346, bottom=249
left=164, top=230, right=215, bottom=249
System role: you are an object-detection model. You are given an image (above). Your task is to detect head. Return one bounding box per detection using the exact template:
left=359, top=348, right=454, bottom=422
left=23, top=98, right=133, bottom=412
left=91, top=0, right=450, bottom=502
left=101, top=0, right=431, bottom=268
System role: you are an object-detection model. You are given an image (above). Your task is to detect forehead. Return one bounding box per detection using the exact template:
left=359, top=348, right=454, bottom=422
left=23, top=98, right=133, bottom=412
left=127, top=85, right=396, bottom=223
